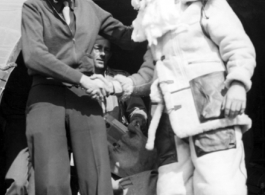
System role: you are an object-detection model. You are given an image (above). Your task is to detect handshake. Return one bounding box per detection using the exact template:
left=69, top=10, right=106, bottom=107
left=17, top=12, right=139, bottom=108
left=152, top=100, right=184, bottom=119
left=79, top=74, right=134, bottom=101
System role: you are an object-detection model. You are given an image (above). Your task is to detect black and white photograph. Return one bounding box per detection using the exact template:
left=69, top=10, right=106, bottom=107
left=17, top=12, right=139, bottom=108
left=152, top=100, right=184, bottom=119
left=0, top=0, right=265, bottom=195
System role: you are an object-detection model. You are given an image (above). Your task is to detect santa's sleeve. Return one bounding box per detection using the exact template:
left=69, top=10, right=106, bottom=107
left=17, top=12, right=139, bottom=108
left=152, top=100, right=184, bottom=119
left=130, top=49, right=155, bottom=96
left=203, top=0, right=256, bottom=91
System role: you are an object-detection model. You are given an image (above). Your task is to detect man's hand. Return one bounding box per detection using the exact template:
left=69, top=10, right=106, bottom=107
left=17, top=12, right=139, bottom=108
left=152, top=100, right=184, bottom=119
left=90, top=74, right=114, bottom=94
left=222, top=81, right=246, bottom=118
left=129, top=115, right=146, bottom=132
left=127, top=120, right=146, bottom=140
left=119, top=177, right=133, bottom=190
left=114, top=75, right=134, bottom=100
left=130, top=119, right=142, bottom=129
left=79, top=75, right=109, bottom=100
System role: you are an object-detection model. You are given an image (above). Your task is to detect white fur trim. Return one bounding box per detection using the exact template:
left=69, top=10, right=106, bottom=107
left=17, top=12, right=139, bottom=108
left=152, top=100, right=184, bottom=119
left=198, top=114, right=251, bottom=133
left=185, top=61, right=226, bottom=81
left=112, top=80, right=123, bottom=94
left=146, top=103, right=164, bottom=150
left=225, top=64, right=252, bottom=91
left=172, top=114, right=252, bottom=138
left=130, top=108, right=148, bottom=120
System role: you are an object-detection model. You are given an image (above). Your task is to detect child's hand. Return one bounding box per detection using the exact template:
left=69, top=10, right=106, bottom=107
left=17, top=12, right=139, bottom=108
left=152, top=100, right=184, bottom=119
left=222, top=81, right=246, bottom=119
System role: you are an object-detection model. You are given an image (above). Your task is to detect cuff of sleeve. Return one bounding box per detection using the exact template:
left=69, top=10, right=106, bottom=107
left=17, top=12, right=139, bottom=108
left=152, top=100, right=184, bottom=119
left=129, top=75, right=151, bottom=96
left=112, top=80, right=123, bottom=95
left=129, top=75, right=137, bottom=86
left=67, top=69, right=83, bottom=85
left=130, top=108, right=148, bottom=121
left=225, top=68, right=252, bottom=91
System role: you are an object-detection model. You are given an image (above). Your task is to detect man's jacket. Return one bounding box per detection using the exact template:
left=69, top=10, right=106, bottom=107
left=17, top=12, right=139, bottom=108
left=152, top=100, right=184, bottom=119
left=22, top=0, right=136, bottom=85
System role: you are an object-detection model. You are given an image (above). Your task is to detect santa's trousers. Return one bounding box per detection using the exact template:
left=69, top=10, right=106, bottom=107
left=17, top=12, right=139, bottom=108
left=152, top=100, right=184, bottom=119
left=155, top=114, right=247, bottom=195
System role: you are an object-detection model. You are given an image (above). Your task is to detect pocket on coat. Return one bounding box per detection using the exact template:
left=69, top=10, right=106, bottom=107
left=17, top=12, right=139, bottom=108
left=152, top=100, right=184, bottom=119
left=190, top=71, right=227, bottom=121
left=192, top=126, right=236, bottom=157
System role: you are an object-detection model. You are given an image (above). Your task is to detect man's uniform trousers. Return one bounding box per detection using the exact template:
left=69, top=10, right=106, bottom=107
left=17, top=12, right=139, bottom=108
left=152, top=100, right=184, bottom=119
left=26, top=80, right=113, bottom=195
left=154, top=114, right=247, bottom=195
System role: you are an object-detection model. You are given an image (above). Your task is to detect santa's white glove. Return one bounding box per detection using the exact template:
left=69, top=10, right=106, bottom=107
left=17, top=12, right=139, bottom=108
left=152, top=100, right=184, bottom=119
left=114, top=74, right=134, bottom=100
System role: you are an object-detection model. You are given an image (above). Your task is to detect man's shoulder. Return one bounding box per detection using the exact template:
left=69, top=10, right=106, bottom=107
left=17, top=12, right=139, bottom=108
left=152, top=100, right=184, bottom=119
left=106, top=68, right=130, bottom=77
left=24, top=0, right=94, bottom=6
left=83, top=0, right=94, bottom=3
left=23, top=0, right=45, bottom=8
left=79, top=0, right=96, bottom=7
